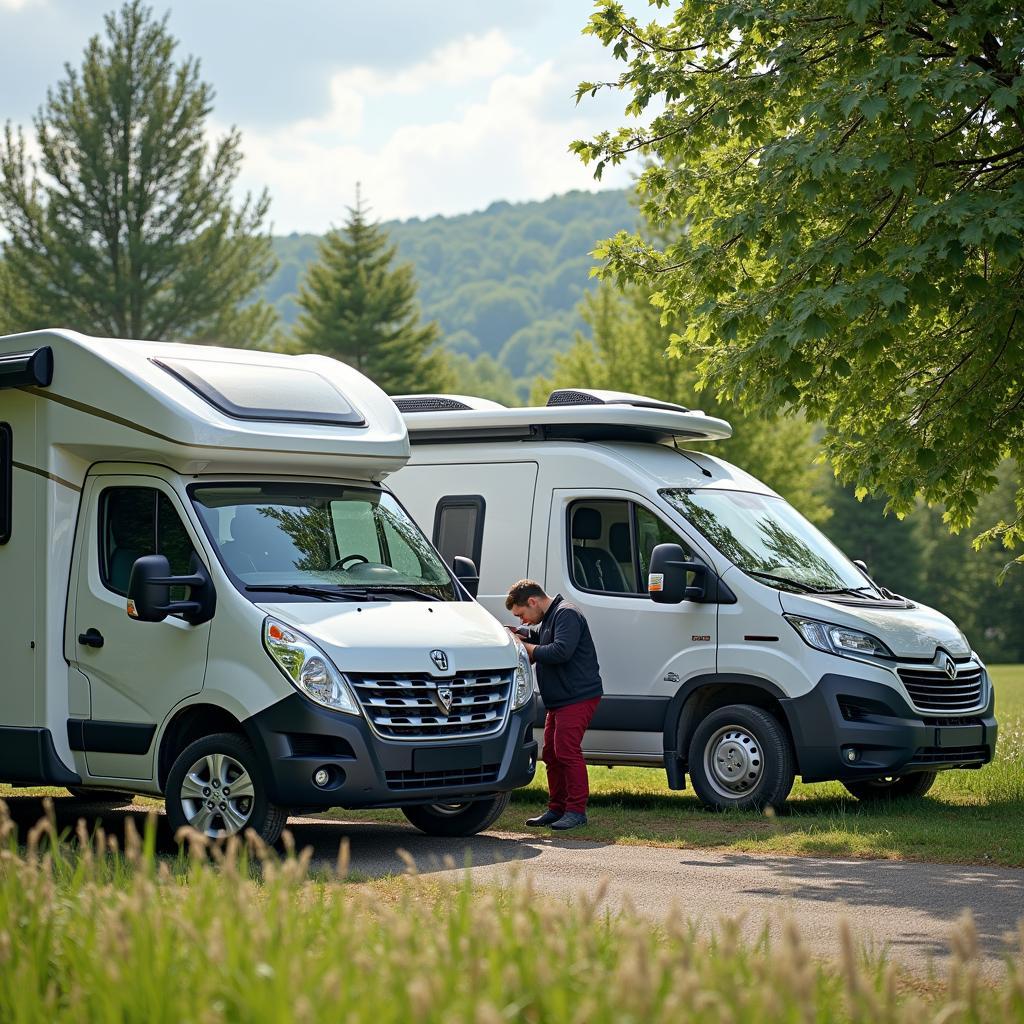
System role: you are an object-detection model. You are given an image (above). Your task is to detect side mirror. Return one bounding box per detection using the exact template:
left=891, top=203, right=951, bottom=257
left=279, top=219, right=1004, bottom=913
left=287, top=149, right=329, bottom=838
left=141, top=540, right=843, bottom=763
left=853, top=559, right=869, bottom=575
left=452, top=555, right=479, bottom=598
left=648, top=543, right=708, bottom=604
left=127, top=554, right=216, bottom=626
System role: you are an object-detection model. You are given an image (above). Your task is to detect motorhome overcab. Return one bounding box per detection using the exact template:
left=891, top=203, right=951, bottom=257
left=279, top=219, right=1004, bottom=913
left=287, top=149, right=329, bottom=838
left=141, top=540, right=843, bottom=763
left=388, top=389, right=998, bottom=811
left=0, top=330, right=536, bottom=842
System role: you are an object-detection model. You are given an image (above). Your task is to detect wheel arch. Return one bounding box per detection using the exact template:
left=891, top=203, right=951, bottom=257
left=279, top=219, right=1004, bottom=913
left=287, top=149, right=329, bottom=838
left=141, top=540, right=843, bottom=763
left=661, top=674, right=797, bottom=784
left=157, top=702, right=244, bottom=793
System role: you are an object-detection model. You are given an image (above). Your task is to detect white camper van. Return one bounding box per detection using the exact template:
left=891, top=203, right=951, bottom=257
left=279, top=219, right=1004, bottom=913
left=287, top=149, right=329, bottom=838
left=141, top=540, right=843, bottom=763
left=388, top=389, right=998, bottom=812
left=0, top=330, right=536, bottom=843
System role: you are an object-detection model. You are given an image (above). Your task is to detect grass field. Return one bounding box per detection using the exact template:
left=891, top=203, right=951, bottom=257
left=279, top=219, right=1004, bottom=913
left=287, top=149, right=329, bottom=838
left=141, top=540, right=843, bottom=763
left=338, top=664, right=1024, bottom=867
left=0, top=810, right=1020, bottom=1022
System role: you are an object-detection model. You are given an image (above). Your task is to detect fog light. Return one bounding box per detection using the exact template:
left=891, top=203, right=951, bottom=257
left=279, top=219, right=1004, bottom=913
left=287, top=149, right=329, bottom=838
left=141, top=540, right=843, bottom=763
left=844, top=747, right=860, bottom=764
left=313, top=767, right=331, bottom=787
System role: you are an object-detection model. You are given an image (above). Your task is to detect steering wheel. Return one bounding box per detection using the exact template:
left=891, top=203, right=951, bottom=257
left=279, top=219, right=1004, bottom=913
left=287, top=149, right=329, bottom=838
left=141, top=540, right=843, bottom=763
left=331, top=553, right=370, bottom=571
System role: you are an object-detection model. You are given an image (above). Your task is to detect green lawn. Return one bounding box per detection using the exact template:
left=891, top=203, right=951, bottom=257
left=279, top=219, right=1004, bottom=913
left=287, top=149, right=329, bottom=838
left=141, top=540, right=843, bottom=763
left=338, top=664, right=1024, bottom=867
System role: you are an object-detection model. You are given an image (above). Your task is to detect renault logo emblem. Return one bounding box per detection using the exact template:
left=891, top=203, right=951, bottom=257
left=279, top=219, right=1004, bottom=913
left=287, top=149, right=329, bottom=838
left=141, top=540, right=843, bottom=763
left=436, top=686, right=454, bottom=715
left=941, top=653, right=957, bottom=680
left=430, top=649, right=449, bottom=673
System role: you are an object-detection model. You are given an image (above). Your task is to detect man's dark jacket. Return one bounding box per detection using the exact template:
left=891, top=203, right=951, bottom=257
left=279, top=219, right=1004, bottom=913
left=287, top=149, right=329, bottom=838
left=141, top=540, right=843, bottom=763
left=522, top=594, right=603, bottom=710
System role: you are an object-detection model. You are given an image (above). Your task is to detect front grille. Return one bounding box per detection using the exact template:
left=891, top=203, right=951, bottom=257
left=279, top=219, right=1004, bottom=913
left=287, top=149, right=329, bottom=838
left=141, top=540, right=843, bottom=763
left=384, top=764, right=501, bottom=791
left=908, top=745, right=989, bottom=765
left=347, top=670, right=513, bottom=740
left=897, top=663, right=984, bottom=712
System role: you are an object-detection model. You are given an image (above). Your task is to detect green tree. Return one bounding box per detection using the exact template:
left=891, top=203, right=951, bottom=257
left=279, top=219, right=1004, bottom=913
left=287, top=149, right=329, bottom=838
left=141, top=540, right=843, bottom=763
left=534, top=283, right=830, bottom=521
left=292, top=192, right=451, bottom=395
left=573, top=1, right=1024, bottom=562
left=0, top=1, right=276, bottom=345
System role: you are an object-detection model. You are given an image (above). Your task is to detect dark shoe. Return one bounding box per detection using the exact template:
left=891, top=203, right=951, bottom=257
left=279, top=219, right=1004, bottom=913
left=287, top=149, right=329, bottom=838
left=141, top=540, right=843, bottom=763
left=550, top=811, right=588, bottom=831
left=525, top=810, right=563, bottom=827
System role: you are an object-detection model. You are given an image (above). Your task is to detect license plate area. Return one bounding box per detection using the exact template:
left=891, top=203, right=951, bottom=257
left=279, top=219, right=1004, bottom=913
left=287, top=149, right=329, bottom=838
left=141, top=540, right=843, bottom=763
left=935, top=724, right=984, bottom=748
left=413, top=745, right=482, bottom=773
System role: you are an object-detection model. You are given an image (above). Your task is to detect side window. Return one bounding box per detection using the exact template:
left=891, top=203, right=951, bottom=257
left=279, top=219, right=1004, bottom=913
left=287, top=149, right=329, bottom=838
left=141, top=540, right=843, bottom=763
left=100, top=487, right=196, bottom=596
left=635, top=505, right=693, bottom=581
left=433, top=495, right=485, bottom=570
left=0, top=423, right=11, bottom=545
left=568, top=499, right=635, bottom=594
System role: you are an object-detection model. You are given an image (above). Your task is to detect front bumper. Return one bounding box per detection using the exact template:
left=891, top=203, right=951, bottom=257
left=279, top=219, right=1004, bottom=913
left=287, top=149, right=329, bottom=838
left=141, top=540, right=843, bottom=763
left=781, top=673, right=997, bottom=783
left=243, top=693, right=538, bottom=808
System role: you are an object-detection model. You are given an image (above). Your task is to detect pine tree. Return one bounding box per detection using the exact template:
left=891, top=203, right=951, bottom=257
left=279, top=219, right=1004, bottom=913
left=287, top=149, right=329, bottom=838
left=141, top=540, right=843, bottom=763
left=0, top=1, right=277, bottom=345
left=293, top=191, right=450, bottom=394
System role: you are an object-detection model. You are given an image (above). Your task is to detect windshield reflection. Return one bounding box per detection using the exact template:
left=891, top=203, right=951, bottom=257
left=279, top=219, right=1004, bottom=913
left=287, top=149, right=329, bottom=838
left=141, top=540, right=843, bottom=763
left=661, top=489, right=876, bottom=595
left=191, top=483, right=456, bottom=601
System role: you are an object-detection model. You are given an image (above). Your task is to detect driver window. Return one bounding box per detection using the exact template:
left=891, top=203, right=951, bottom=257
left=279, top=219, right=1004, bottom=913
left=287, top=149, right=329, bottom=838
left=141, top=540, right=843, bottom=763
left=100, top=487, right=196, bottom=596
left=568, top=500, right=635, bottom=594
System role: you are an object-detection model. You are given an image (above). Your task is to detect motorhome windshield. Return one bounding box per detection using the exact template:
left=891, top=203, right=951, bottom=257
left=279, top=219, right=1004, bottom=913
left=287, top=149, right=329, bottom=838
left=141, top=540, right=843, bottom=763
left=661, top=488, right=878, bottom=596
left=191, top=483, right=456, bottom=600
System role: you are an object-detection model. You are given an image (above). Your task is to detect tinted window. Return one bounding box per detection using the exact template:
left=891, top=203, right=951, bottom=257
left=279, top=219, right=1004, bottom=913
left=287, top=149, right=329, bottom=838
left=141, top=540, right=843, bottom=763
left=433, top=495, right=485, bottom=569
left=101, top=488, right=196, bottom=596
left=0, top=423, right=11, bottom=545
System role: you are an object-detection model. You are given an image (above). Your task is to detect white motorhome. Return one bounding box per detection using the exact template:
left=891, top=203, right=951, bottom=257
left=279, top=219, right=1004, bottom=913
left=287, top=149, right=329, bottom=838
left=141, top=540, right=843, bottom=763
left=388, top=389, right=998, bottom=811
left=0, top=330, right=536, bottom=842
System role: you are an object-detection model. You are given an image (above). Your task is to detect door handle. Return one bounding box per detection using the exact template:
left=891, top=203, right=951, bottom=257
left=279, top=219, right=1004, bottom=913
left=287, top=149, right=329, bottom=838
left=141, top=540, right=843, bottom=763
left=78, top=628, right=104, bottom=649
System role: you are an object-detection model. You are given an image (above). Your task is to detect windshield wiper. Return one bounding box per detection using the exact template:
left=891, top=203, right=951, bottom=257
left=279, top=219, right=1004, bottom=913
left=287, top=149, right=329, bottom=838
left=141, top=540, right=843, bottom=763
left=814, top=584, right=878, bottom=598
left=337, top=584, right=444, bottom=602
left=744, top=570, right=820, bottom=593
left=244, top=584, right=385, bottom=602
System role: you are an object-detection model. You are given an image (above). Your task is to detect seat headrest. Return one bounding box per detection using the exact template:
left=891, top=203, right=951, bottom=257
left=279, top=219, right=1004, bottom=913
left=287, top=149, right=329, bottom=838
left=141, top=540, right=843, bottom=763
left=229, top=505, right=278, bottom=544
left=572, top=506, right=602, bottom=541
left=609, top=522, right=631, bottom=562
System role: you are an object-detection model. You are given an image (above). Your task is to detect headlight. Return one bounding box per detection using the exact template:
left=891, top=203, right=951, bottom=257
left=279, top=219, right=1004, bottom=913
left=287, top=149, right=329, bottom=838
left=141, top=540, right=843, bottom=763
left=263, top=618, right=361, bottom=715
left=784, top=615, right=893, bottom=658
left=511, top=640, right=533, bottom=710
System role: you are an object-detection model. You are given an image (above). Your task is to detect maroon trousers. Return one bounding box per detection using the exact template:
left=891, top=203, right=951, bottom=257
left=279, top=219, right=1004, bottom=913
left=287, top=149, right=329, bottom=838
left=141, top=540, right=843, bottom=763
left=542, top=696, right=601, bottom=815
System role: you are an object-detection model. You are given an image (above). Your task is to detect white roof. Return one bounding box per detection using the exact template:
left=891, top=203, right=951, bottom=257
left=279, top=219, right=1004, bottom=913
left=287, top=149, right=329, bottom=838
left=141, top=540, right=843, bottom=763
left=1, top=329, right=409, bottom=478
left=400, top=398, right=732, bottom=445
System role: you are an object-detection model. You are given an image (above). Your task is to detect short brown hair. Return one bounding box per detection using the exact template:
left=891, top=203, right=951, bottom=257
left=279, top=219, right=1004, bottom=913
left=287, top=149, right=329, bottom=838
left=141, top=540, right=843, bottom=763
left=505, top=579, right=547, bottom=610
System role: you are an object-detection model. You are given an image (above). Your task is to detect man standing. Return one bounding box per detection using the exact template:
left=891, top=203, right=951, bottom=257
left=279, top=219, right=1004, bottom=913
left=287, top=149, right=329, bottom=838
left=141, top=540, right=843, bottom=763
left=505, top=580, right=602, bottom=831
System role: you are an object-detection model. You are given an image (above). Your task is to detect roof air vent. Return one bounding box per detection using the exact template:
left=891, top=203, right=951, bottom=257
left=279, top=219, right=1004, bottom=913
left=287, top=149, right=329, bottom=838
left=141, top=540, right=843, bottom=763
left=391, top=394, right=507, bottom=413
left=546, top=388, right=690, bottom=413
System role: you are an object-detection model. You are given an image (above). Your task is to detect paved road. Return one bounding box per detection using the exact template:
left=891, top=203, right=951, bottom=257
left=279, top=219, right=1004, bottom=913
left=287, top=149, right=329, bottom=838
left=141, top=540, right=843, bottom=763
left=8, top=796, right=1023, bottom=977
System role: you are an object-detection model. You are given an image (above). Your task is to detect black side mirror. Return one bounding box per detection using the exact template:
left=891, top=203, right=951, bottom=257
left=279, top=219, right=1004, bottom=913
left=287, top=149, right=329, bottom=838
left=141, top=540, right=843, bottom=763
left=452, top=555, right=479, bottom=598
left=127, top=554, right=216, bottom=625
left=853, top=559, right=869, bottom=576
left=648, top=543, right=708, bottom=604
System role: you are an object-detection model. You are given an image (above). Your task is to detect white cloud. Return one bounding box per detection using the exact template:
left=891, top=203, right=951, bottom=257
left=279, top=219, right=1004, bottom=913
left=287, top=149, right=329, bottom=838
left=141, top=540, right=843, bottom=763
left=0, top=0, right=45, bottom=9
left=226, top=30, right=638, bottom=233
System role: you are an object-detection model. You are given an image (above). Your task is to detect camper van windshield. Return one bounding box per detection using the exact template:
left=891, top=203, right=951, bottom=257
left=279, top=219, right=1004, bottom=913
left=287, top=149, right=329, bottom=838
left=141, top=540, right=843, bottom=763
left=190, top=484, right=456, bottom=601
left=661, top=488, right=878, bottom=596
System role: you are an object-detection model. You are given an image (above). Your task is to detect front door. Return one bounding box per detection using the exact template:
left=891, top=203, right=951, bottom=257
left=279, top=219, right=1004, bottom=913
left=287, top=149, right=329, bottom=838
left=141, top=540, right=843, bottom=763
left=70, top=476, right=211, bottom=780
left=546, top=490, right=718, bottom=760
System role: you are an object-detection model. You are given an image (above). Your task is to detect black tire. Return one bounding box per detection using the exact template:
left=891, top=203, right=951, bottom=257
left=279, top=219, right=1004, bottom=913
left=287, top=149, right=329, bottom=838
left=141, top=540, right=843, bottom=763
left=165, top=732, right=287, bottom=845
left=401, top=792, right=510, bottom=837
left=688, top=704, right=795, bottom=812
left=65, top=787, right=132, bottom=805
left=843, top=771, right=937, bottom=802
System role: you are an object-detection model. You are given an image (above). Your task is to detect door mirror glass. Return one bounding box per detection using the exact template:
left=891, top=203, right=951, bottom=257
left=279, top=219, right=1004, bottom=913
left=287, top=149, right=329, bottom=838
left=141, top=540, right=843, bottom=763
left=452, top=555, right=479, bottom=598
left=127, top=554, right=216, bottom=625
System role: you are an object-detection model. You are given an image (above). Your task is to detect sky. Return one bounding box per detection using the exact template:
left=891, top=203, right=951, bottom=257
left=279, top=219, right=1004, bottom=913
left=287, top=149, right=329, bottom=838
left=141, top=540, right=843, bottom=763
left=0, top=0, right=652, bottom=234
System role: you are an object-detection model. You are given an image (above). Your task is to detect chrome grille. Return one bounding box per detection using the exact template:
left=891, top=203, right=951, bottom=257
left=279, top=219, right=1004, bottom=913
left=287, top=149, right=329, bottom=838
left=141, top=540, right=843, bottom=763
left=897, top=662, right=984, bottom=712
left=347, top=670, right=513, bottom=740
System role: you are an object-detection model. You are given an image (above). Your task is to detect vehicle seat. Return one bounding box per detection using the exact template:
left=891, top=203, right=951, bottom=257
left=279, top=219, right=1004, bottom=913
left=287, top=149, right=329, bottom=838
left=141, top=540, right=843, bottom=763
left=571, top=507, right=626, bottom=592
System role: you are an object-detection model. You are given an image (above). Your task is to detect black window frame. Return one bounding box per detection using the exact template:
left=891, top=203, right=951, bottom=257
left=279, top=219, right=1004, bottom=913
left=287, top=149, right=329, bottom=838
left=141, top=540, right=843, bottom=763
left=0, top=423, right=11, bottom=545
left=98, top=486, right=197, bottom=598
left=565, top=498, right=696, bottom=600
left=432, top=494, right=486, bottom=571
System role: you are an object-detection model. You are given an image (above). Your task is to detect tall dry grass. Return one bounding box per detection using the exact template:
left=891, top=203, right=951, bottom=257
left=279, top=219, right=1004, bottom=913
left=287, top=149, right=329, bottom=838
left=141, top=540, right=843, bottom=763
left=0, top=799, right=1021, bottom=1022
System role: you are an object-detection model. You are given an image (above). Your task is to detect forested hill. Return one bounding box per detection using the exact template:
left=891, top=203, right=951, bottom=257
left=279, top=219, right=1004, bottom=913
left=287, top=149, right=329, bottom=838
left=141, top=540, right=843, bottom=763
left=265, top=189, right=635, bottom=378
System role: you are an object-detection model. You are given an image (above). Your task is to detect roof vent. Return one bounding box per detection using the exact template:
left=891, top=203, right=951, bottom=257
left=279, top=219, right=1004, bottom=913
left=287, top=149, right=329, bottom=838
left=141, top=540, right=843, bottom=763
left=391, top=394, right=507, bottom=413
left=546, top=388, right=690, bottom=413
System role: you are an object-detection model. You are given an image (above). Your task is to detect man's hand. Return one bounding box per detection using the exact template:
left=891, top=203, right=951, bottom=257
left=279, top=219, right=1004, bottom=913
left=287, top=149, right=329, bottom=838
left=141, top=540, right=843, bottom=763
left=521, top=641, right=537, bottom=663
